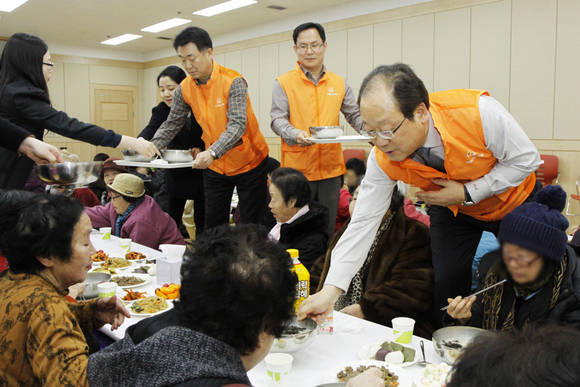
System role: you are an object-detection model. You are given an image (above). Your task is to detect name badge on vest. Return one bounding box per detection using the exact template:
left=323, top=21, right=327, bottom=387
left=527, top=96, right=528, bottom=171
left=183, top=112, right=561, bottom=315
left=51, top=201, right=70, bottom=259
left=215, top=97, right=225, bottom=108
left=327, top=87, right=338, bottom=96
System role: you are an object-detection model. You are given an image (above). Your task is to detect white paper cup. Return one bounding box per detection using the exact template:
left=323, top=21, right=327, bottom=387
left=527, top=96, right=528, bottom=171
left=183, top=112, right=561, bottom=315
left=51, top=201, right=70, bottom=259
left=392, top=317, right=415, bottom=344
left=99, top=227, right=112, bottom=240
left=118, top=238, right=132, bottom=253
left=98, top=282, right=118, bottom=298
left=265, top=353, right=293, bottom=386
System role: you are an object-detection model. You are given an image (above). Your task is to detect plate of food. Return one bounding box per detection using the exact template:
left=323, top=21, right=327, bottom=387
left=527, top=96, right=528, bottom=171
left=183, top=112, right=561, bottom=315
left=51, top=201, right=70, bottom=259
left=90, top=266, right=120, bottom=275
left=120, top=288, right=149, bottom=304
left=132, top=265, right=155, bottom=276
left=102, top=257, right=133, bottom=270
left=330, top=360, right=410, bottom=386
left=130, top=296, right=173, bottom=316
left=413, top=363, right=453, bottom=387
left=110, top=273, right=151, bottom=288
left=91, top=249, right=109, bottom=264
left=309, top=135, right=372, bottom=144
left=358, top=341, right=416, bottom=365
left=125, top=251, right=147, bottom=263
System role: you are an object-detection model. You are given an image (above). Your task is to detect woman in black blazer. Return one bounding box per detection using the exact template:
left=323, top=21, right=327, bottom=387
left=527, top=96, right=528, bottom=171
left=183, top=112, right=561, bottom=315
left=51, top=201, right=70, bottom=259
left=0, top=33, right=158, bottom=189
left=139, top=66, right=205, bottom=235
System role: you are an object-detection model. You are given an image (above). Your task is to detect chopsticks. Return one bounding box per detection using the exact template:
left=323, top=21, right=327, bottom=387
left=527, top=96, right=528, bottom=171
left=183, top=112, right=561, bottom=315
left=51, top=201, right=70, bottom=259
left=440, top=279, right=507, bottom=311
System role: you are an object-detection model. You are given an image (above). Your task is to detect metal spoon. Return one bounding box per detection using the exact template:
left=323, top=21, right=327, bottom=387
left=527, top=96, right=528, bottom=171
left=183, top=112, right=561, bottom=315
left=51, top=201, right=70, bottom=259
left=402, top=340, right=429, bottom=368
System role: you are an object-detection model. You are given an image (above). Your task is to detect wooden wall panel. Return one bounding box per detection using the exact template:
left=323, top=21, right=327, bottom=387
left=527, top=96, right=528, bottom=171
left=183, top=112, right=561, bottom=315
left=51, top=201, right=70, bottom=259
left=258, top=43, right=279, bottom=137
left=373, top=20, right=402, bottom=67
left=434, top=8, right=470, bottom=91
left=402, top=14, right=434, bottom=92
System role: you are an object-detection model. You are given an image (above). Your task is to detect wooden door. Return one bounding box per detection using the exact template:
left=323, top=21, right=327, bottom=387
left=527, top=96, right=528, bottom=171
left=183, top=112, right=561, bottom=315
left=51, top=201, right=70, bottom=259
left=91, top=84, right=137, bottom=159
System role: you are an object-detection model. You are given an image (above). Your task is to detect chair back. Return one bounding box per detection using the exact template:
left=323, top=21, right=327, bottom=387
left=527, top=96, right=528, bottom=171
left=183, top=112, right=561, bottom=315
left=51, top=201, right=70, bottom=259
left=536, top=154, right=559, bottom=186
left=343, top=149, right=366, bottom=163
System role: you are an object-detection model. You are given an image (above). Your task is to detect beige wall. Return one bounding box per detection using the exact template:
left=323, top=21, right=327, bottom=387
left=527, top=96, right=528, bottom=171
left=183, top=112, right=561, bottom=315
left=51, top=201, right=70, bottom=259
left=44, top=0, right=580, bottom=217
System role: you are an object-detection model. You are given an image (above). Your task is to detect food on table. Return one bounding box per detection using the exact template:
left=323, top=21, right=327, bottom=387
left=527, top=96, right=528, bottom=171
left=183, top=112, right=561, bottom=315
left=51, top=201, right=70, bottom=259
left=337, top=365, right=399, bottom=386
left=103, top=257, right=132, bottom=269
left=384, top=351, right=404, bottom=364
left=111, top=275, right=146, bottom=287
left=122, top=289, right=147, bottom=301
left=126, top=251, right=146, bottom=261
left=442, top=340, right=463, bottom=349
left=91, top=249, right=109, bottom=262
left=132, top=265, right=150, bottom=274
left=420, top=363, right=452, bottom=387
left=375, top=341, right=416, bottom=363
left=155, top=283, right=180, bottom=299
left=146, top=258, right=156, bottom=264
left=441, top=340, right=464, bottom=362
left=92, top=267, right=118, bottom=275
left=283, top=325, right=308, bottom=335
left=131, top=296, right=168, bottom=314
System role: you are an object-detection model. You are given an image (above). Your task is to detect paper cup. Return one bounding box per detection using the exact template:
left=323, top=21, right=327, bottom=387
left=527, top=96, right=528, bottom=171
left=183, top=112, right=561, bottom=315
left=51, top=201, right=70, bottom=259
left=265, top=353, right=293, bottom=386
left=118, top=238, right=132, bottom=253
left=99, top=227, right=112, bottom=240
left=98, top=282, right=117, bottom=298
left=159, top=244, right=186, bottom=259
left=392, top=317, right=415, bottom=344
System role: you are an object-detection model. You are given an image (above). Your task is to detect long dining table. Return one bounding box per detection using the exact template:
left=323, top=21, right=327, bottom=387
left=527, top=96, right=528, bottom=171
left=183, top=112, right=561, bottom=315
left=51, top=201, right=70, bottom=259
left=91, top=231, right=443, bottom=387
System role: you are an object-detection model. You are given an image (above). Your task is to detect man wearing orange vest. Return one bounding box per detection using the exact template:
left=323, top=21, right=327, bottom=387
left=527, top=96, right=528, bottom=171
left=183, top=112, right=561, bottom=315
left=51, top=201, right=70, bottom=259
left=298, top=64, right=542, bottom=325
left=271, top=22, right=364, bottom=236
left=152, top=27, right=270, bottom=230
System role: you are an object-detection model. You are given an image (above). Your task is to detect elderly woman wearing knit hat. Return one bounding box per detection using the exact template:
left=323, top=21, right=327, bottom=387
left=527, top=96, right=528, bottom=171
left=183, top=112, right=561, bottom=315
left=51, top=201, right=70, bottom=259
left=446, top=185, right=580, bottom=331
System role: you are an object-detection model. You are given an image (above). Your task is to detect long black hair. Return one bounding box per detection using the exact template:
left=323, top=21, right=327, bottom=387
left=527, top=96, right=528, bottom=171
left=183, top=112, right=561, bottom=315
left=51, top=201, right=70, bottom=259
left=157, top=65, right=187, bottom=86
left=0, top=33, right=49, bottom=101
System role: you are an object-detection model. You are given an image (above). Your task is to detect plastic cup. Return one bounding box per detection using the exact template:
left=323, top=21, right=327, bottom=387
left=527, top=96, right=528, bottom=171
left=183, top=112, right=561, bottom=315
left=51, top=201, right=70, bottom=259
left=392, top=317, right=415, bottom=344
left=265, top=353, right=293, bottom=386
left=159, top=244, right=186, bottom=259
left=98, top=282, right=118, bottom=298
left=118, top=238, right=132, bottom=253
left=99, top=227, right=112, bottom=240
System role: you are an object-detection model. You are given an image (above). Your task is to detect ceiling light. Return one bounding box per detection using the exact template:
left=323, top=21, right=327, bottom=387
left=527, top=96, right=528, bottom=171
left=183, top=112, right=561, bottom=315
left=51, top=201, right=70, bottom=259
left=0, top=0, right=29, bottom=12
left=193, top=0, right=257, bottom=17
left=101, top=34, right=142, bottom=46
left=141, top=18, right=191, bottom=33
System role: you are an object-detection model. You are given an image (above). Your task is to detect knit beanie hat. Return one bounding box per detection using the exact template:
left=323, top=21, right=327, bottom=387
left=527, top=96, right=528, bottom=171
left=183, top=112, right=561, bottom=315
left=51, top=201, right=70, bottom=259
left=498, top=185, right=569, bottom=261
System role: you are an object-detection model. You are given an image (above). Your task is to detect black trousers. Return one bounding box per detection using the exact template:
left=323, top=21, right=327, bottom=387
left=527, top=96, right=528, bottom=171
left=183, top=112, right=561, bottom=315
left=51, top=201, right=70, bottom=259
left=203, top=157, right=269, bottom=230
left=430, top=181, right=541, bottom=325
left=168, top=194, right=205, bottom=236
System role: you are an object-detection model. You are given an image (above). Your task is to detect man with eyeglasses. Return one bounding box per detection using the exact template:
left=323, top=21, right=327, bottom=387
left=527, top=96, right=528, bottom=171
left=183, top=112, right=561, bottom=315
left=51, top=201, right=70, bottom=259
left=271, top=22, right=364, bottom=236
left=298, top=63, right=542, bottom=326
left=152, top=27, right=270, bottom=231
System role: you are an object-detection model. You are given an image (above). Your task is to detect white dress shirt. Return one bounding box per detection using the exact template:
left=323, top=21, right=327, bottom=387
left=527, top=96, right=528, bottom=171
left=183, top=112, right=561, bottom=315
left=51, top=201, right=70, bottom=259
left=324, top=95, right=542, bottom=291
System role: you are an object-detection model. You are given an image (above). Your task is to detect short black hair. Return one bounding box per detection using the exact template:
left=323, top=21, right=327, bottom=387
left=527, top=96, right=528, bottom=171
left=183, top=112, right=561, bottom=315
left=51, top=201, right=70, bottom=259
left=270, top=167, right=311, bottom=208
left=0, top=33, right=49, bottom=102
left=0, top=192, right=84, bottom=274
left=447, top=324, right=580, bottom=387
left=173, top=27, right=213, bottom=51
left=175, top=224, right=296, bottom=355
left=358, top=63, right=430, bottom=120
left=293, top=22, right=326, bottom=44
left=93, top=153, right=110, bottom=162
left=345, top=158, right=366, bottom=177
left=157, top=65, right=187, bottom=85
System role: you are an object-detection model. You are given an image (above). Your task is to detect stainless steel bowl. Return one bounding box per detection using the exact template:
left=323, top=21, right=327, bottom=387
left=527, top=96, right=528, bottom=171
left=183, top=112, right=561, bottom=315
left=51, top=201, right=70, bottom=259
left=271, top=317, right=318, bottom=353
left=162, top=149, right=193, bottom=163
left=82, top=272, right=111, bottom=298
left=432, top=326, right=489, bottom=364
left=36, top=161, right=103, bottom=186
left=122, top=149, right=155, bottom=162
left=309, top=126, right=344, bottom=139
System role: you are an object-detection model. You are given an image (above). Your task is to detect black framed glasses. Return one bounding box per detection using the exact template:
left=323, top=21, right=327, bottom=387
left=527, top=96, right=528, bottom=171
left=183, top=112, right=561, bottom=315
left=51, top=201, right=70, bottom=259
left=43, top=62, right=55, bottom=68
left=361, top=117, right=406, bottom=140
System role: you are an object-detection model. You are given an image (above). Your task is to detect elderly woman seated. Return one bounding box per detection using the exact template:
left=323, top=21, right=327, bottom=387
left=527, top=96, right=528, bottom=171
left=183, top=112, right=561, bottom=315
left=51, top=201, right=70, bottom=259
left=0, top=192, right=129, bottom=386
left=310, top=185, right=435, bottom=338
left=85, top=173, right=184, bottom=249
left=87, top=224, right=296, bottom=386
left=268, top=167, right=329, bottom=270
left=446, top=185, right=580, bottom=330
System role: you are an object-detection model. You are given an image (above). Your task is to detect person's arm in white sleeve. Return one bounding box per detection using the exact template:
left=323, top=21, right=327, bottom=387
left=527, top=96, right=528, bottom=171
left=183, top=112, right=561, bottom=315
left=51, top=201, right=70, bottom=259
left=464, top=95, right=542, bottom=203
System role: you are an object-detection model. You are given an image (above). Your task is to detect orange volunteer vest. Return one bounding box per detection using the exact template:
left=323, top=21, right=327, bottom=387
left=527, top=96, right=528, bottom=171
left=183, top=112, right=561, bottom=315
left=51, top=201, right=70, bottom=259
left=376, top=89, right=536, bottom=222
left=277, top=62, right=346, bottom=181
left=181, top=61, right=268, bottom=176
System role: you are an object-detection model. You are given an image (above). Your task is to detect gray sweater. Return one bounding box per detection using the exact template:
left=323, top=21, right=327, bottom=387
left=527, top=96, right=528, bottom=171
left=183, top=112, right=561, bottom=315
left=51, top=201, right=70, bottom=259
left=88, top=326, right=251, bottom=386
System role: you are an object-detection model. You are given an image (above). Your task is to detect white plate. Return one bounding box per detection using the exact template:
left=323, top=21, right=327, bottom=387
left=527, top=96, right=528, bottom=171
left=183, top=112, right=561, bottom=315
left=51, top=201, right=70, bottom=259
left=110, top=273, right=152, bottom=289
left=114, top=160, right=195, bottom=169
left=358, top=343, right=417, bottom=365
left=327, top=360, right=411, bottom=386
left=310, top=135, right=372, bottom=144
left=130, top=299, right=174, bottom=317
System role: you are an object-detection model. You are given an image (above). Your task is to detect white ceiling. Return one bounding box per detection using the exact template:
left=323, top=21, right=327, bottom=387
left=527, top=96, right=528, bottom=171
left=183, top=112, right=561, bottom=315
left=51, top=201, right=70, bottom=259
left=0, top=0, right=429, bottom=60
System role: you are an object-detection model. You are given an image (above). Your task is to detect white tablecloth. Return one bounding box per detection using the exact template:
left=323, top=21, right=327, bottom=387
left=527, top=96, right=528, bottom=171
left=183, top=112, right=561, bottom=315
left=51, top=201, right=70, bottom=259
left=91, top=232, right=441, bottom=387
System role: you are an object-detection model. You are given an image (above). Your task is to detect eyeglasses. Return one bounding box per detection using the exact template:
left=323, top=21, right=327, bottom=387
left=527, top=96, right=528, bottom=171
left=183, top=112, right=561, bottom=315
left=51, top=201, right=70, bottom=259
left=43, top=62, right=55, bottom=70
left=110, top=194, right=121, bottom=201
left=503, top=253, right=541, bottom=267
left=361, top=117, right=406, bottom=140
left=296, top=42, right=324, bottom=53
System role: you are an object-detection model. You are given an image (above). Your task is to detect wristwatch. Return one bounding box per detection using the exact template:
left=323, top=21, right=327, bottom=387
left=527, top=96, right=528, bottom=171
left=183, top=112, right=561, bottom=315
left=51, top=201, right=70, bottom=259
left=462, top=185, right=475, bottom=206
left=208, top=148, right=217, bottom=159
